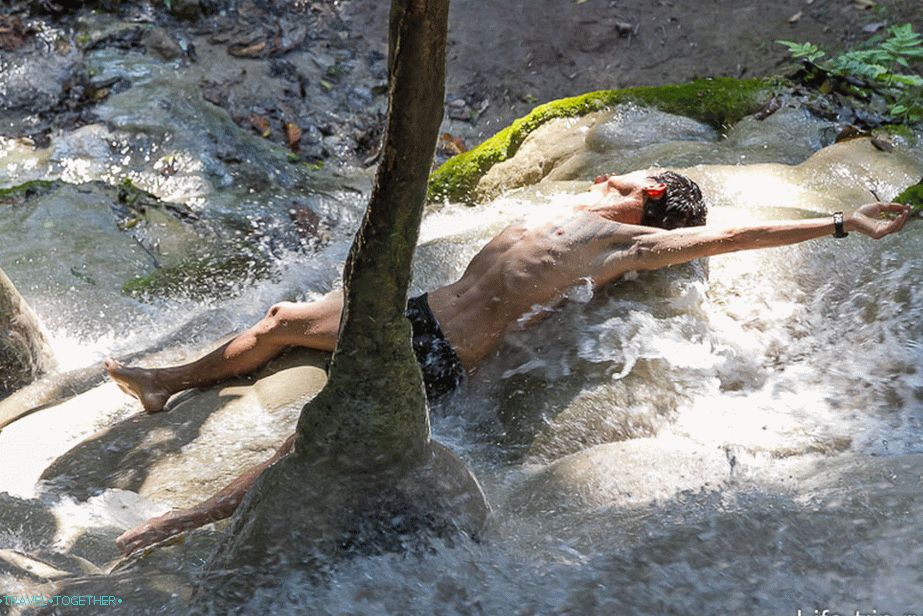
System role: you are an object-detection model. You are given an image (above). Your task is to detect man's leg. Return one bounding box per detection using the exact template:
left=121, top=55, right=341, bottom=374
left=106, top=292, right=344, bottom=412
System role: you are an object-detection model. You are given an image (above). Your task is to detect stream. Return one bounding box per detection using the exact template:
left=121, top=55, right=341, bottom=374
left=1, top=12, right=923, bottom=615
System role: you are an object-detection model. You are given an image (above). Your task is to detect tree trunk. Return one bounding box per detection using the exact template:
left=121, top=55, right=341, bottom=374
left=292, top=0, right=454, bottom=467
left=0, top=267, right=55, bottom=399
left=199, top=0, right=488, bottom=600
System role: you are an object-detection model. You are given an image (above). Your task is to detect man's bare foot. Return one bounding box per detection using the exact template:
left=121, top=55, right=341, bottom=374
left=105, top=358, right=172, bottom=413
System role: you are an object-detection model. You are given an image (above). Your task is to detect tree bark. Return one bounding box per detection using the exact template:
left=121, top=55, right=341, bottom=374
left=292, top=0, right=451, bottom=467
left=199, top=0, right=488, bottom=599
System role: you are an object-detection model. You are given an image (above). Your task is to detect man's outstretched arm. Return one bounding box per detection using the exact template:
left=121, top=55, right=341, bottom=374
left=627, top=202, right=912, bottom=271
left=116, top=433, right=296, bottom=555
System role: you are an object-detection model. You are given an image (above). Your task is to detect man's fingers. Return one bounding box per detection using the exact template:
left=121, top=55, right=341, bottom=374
left=878, top=208, right=910, bottom=236
left=117, top=523, right=164, bottom=555
left=116, top=528, right=145, bottom=555
left=879, top=203, right=911, bottom=216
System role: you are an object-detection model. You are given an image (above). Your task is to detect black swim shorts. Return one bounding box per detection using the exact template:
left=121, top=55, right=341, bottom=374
left=405, top=293, right=466, bottom=401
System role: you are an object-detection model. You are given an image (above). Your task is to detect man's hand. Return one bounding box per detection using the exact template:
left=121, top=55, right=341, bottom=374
left=847, top=203, right=912, bottom=239
left=116, top=511, right=191, bottom=556
left=114, top=435, right=295, bottom=556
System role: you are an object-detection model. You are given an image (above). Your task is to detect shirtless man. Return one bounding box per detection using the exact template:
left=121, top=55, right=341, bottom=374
left=108, top=170, right=912, bottom=554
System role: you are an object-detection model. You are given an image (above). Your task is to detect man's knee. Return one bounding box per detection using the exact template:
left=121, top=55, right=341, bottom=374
left=257, top=302, right=302, bottom=338
left=265, top=301, right=298, bottom=320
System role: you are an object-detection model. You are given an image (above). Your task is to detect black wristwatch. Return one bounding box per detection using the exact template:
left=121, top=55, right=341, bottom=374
left=833, top=212, right=849, bottom=238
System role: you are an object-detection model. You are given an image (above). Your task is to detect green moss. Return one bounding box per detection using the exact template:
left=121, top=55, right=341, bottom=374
left=122, top=252, right=273, bottom=301
left=0, top=180, right=56, bottom=201
left=428, top=77, right=774, bottom=204
left=895, top=181, right=923, bottom=215
left=116, top=177, right=154, bottom=207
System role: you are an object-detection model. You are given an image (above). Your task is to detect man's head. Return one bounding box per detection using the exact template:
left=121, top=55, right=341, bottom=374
left=592, top=170, right=706, bottom=229
left=639, top=171, right=707, bottom=229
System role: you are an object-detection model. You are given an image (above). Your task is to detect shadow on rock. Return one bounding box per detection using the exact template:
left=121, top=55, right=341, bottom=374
left=37, top=348, right=328, bottom=509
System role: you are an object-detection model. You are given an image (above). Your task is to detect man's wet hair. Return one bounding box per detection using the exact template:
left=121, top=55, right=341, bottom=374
left=640, top=171, right=707, bottom=230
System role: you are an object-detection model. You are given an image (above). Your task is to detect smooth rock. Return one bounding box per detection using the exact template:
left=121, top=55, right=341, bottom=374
left=509, top=436, right=730, bottom=514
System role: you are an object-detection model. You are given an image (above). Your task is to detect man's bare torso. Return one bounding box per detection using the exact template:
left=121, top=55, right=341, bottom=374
left=428, top=196, right=643, bottom=369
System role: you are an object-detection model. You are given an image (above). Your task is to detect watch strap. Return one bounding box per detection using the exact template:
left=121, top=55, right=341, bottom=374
left=833, top=211, right=849, bottom=238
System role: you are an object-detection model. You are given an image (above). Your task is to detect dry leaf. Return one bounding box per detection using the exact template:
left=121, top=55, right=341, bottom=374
left=229, top=40, right=267, bottom=58
left=284, top=122, right=302, bottom=151
left=788, top=11, right=802, bottom=23
left=250, top=114, right=271, bottom=138
left=853, top=0, right=876, bottom=9
left=440, top=132, right=467, bottom=155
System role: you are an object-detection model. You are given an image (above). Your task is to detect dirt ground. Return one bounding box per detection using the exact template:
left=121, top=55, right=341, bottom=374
left=2, top=0, right=921, bottom=166
left=385, top=0, right=920, bottom=136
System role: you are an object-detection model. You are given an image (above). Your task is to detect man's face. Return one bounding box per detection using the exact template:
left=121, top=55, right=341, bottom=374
left=590, top=171, right=665, bottom=225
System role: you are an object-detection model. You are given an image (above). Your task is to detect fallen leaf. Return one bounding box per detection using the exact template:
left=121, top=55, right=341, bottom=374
left=319, top=79, right=333, bottom=92
left=788, top=10, right=802, bottom=23
left=229, top=40, right=267, bottom=58
left=853, top=0, right=876, bottom=9
left=614, top=21, right=635, bottom=35
left=834, top=125, right=867, bottom=142
left=250, top=114, right=271, bottom=138
left=284, top=122, right=302, bottom=151
left=440, top=132, right=467, bottom=155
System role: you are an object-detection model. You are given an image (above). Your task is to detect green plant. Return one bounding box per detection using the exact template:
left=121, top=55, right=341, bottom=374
left=778, top=23, right=923, bottom=122
left=777, top=41, right=826, bottom=63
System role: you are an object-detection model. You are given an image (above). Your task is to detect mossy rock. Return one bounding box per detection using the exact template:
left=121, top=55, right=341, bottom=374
left=122, top=251, right=274, bottom=301
left=429, top=77, right=774, bottom=204
left=895, top=180, right=923, bottom=214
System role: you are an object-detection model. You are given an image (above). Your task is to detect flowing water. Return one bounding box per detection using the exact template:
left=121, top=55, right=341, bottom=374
left=2, top=30, right=923, bottom=615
